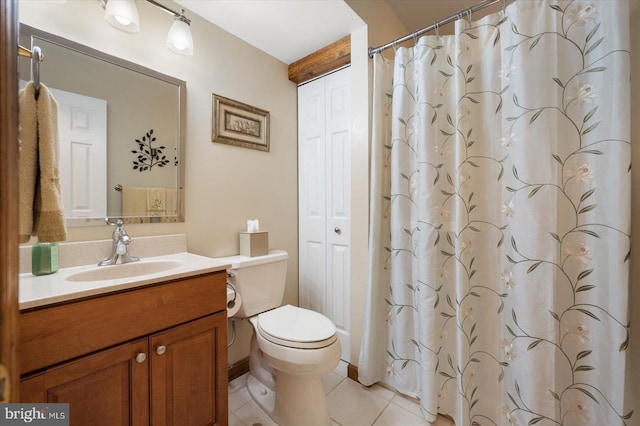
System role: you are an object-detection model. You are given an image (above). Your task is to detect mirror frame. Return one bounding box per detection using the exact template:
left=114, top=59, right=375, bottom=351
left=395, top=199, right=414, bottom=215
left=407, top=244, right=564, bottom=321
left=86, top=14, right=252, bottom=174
left=19, top=23, right=186, bottom=226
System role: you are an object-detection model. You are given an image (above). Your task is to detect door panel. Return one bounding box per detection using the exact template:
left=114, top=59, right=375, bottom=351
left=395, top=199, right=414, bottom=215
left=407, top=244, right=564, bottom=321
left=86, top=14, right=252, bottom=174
left=49, top=87, right=107, bottom=219
left=298, top=67, right=351, bottom=361
left=325, top=69, right=351, bottom=361
left=150, top=313, right=227, bottom=426
left=20, top=338, right=149, bottom=426
left=298, top=77, right=326, bottom=313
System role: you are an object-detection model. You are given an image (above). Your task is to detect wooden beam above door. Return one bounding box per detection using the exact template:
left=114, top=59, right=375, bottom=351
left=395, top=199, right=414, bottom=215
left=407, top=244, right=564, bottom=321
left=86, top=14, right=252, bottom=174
left=288, top=35, right=350, bottom=85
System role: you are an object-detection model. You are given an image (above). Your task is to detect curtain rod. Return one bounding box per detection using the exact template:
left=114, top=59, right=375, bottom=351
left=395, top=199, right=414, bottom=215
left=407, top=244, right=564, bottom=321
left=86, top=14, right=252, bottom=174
left=368, top=0, right=505, bottom=57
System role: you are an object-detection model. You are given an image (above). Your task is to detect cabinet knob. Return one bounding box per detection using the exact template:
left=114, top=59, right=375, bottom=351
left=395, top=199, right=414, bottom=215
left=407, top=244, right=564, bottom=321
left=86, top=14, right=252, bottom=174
left=156, top=345, right=167, bottom=355
left=334, top=227, right=341, bottom=235
left=135, top=353, right=146, bottom=363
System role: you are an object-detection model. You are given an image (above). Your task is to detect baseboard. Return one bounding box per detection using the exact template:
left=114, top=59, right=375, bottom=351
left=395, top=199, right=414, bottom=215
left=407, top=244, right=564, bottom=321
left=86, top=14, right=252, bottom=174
left=227, top=357, right=250, bottom=382
left=229, top=358, right=360, bottom=385
left=347, top=362, right=358, bottom=382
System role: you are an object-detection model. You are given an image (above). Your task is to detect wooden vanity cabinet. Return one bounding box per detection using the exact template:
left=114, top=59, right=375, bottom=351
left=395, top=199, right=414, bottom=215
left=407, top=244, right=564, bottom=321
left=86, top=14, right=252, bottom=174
left=21, top=338, right=150, bottom=425
left=19, top=271, right=229, bottom=426
left=150, top=314, right=226, bottom=426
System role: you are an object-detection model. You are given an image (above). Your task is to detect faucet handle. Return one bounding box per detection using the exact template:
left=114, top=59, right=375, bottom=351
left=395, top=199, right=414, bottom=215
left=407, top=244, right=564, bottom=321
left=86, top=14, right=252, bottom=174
left=105, top=218, right=124, bottom=228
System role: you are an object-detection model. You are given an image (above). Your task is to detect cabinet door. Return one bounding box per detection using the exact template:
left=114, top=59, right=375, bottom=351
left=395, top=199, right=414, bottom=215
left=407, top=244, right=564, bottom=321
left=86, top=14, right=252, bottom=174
left=20, top=338, right=149, bottom=426
left=150, top=313, right=227, bottom=426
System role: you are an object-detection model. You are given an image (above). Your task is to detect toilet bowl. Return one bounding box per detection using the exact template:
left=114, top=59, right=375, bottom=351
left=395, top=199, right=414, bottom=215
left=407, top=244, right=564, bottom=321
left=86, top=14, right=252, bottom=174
left=248, top=305, right=341, bottom=425
left=219, top=250, right=341, bottom=426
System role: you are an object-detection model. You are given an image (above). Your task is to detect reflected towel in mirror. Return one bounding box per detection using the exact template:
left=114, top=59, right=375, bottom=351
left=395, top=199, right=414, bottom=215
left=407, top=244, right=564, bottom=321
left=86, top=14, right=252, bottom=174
left=122, top=186, right=176, bottom=217
left=146, top=187, right=166, bottom=216
left=122, top=187, right=148, bottom=216
left=165, top=188, right=177, bottom=216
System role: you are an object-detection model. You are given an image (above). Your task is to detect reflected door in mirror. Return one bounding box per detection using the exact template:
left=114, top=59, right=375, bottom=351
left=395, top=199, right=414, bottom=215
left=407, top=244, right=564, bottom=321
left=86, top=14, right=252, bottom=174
left=52, top=87, right=107, bottom=219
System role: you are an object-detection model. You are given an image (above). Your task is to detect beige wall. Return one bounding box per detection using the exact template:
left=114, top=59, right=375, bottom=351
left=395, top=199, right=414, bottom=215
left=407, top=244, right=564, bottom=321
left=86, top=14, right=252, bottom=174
left=346, top=0, right=407, bottom=53
left=345, top=0, right=407, bottom=368
left=19, top=0, right=299, bottom=366
left=349, top=26, right=370, bottom=367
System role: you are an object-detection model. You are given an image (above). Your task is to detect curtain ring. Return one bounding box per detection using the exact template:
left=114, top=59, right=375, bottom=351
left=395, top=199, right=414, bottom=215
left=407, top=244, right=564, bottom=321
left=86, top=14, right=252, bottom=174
left=435, top=22, right=440, bottom=38
left=467, top=9, right=473, bottom=24
left=501, top=0, right=507, bottom=12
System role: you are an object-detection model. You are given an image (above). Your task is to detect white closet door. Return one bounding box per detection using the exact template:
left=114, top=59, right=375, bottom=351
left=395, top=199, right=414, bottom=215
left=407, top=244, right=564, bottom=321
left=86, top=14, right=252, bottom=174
left=299, top=76, right=327, bottom=315
left=298, top=67, right=351, bottom=361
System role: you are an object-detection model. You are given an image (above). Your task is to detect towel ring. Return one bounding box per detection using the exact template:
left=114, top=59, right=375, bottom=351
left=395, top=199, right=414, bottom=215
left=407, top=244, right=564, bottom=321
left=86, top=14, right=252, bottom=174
left=31, top=46, right=42, bottom=95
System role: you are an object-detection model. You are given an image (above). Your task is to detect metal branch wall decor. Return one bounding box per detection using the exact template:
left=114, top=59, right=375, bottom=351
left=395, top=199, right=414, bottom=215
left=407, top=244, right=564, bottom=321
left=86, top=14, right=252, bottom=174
left=131, top=129, right=171, bottom=172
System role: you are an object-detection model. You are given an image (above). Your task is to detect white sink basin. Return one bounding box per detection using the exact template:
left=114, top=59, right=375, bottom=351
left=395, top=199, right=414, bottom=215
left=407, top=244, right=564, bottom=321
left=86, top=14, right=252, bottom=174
left=65, top=260, right=184, bottom=282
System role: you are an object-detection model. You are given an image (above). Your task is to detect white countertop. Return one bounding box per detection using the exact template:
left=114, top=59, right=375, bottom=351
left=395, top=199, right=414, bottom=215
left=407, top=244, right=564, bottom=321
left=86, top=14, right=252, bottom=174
left=20, top=252, right=231, bottom=310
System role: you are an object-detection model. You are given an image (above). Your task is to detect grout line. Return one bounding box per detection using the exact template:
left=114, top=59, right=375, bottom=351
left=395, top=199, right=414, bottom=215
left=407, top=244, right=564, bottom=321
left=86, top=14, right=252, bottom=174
left=325, top=375, right=346, bottom=397
left=369, top=399, right=394, bottom=426
left=231, top=369, right=446, bottom=426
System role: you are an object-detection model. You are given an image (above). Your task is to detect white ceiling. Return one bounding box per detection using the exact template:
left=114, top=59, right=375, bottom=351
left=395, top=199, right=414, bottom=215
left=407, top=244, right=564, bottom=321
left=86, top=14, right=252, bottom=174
left=174, top=0, right=489, bottom=65
left=174, top=0, right=366, bottom=65
left=385, top=0, right=484, bottom=34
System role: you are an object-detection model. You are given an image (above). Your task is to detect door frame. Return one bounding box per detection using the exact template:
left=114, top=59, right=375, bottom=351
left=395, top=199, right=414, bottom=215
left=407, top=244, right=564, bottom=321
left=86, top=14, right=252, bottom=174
left=0, top=0, right=21, bottom=402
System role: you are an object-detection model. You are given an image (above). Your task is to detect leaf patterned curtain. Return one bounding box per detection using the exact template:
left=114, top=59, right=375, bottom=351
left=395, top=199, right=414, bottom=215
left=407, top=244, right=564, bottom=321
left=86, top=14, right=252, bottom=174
left=359, top=1, right=634, bottom=425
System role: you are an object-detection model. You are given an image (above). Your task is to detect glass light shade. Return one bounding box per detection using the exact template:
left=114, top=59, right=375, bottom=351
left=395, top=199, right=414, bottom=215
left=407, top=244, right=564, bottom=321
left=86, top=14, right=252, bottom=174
left=105, top=0, right=140, bottom=33
left=167, top=18, right=194, bottom=56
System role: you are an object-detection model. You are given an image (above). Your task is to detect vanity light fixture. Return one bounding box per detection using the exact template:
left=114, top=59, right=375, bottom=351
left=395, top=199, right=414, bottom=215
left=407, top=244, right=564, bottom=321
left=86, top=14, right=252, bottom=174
left=146, top=0, right=194, bottom=56
left=103, top=0, right=140, bottom=33
left=166, top=14, right=194, bottom=55
left=100, top=0, right=194, bottom=56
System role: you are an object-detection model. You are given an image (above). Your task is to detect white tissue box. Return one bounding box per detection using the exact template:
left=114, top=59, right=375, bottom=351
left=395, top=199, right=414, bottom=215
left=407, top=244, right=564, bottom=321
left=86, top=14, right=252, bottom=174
left=240, top=232, right=268, bottom=257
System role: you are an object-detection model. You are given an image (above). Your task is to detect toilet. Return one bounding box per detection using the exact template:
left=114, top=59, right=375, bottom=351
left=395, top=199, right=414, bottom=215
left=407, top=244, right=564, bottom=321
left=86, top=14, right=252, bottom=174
left=222, top=250, right=341, bottom=426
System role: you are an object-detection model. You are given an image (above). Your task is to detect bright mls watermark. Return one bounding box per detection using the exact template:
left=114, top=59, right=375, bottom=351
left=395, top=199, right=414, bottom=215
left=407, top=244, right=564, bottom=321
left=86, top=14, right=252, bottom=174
left=0, top=404, right=68, bottom=425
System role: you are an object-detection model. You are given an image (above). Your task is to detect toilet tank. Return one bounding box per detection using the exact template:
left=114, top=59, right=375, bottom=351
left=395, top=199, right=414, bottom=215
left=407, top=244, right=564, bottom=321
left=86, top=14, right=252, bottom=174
left=222, top=250, right=288, bottom=317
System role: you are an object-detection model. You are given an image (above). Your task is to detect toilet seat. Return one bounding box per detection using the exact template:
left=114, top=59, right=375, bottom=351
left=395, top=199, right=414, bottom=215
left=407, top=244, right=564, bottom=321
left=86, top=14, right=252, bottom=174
left=257, top=305, right=338, bottom=349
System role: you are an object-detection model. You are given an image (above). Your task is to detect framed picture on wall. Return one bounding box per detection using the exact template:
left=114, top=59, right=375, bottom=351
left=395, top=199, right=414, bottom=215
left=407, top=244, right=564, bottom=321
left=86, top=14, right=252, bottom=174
left=212, top=94, right=270, bottom=152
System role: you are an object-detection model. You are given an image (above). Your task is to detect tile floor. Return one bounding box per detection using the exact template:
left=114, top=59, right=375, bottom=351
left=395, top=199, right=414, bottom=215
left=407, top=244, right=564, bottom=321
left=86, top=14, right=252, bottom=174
left=228, top=361, right=455, bottom=426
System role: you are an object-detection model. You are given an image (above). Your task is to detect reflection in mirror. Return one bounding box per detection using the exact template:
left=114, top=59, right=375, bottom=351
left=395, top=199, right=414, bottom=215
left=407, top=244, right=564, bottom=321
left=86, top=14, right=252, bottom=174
left=18, top=24, right=186, bottom=226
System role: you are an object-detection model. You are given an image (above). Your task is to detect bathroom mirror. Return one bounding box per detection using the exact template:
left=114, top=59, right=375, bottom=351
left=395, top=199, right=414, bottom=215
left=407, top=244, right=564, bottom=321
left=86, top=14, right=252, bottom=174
left=18, top=24, right=186, bottom=226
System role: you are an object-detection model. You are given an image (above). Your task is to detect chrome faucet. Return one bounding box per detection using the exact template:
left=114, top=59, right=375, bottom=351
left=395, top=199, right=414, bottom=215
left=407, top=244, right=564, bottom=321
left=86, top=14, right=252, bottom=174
left=98, top=219, right=140, bottom=266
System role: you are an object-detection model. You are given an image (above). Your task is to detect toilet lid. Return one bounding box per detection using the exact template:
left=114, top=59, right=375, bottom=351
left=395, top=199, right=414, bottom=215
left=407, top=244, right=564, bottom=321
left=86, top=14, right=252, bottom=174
left=257, top=305, right=337, bottom=349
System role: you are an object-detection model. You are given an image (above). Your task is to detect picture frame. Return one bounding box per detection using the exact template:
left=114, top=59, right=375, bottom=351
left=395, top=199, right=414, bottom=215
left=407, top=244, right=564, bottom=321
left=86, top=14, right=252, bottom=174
left=212, top=94, right=270, bottom=152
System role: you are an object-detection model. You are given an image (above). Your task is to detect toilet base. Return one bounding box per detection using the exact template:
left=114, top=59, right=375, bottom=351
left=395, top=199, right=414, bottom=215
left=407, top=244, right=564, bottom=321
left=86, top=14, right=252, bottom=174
left=247, top=374, right=276, bottom=418
left=247, top=371, right=332, bottom=426
left=273, top=371, right=331, bottom=426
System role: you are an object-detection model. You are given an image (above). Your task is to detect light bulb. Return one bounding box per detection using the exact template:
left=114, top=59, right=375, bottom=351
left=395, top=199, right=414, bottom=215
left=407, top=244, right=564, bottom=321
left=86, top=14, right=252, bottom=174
left=104, top=0, right=140, bottom=33
left=114, top=15, right=131, bottom=26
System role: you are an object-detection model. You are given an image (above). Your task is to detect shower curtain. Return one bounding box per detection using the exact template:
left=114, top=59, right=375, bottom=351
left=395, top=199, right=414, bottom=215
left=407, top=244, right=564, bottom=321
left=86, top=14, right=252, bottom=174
left=359, top=1, right=634, bottom=424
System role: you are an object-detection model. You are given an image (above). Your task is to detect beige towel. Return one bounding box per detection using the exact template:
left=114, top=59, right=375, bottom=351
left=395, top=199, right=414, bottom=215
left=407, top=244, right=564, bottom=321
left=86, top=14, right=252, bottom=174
left=146, top=187, right=166, bottom=216
left=18, top=83, right=38, bottom=243
left=33, top=83, right=67, bottom=242
left=122, top=187, right=148, bottom=216
left=165, top=188, right=178, bottom=216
